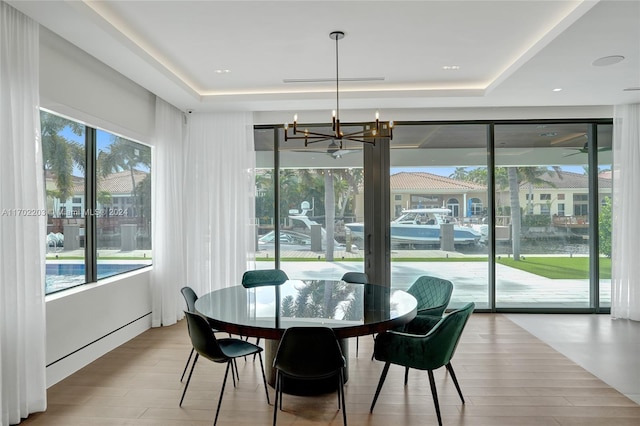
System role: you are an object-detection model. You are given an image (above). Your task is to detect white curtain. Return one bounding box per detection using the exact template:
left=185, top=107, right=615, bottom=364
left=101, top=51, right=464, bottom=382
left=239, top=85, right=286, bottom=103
left=611, top=103, right=640, bottom=321
left=150, top=97, right=186, bottom=327
left=183, top=112, right=256, bottom=297
left=0, top=2, right=47, bottom=424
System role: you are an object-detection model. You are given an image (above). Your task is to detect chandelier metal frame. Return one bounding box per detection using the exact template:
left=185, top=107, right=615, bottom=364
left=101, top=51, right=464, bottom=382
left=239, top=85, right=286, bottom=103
left=283, top=31, right=393, bottom=149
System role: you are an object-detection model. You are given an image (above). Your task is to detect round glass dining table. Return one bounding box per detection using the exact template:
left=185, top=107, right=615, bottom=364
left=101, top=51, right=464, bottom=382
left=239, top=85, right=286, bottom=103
left=194, top=279, right=417, bottom=394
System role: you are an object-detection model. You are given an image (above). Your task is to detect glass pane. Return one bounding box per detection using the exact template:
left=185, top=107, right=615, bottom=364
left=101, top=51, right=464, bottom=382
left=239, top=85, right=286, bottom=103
left=597, top=124, right=613, bottom=308
left=96, top=131, right=152, bottom=278
left=42, top=110, right=86, bottom=294
left=254, top=127, right=276, bottom=269
left=389, top=124, right=489, bottom=309
left=495, top=123, right=592, bottom=308
left=277, top=125, right=365, bottom=280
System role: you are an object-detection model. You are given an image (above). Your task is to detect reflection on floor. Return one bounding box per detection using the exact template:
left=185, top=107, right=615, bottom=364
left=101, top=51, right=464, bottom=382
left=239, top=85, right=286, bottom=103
left=507, top=314, right=640, bottom=404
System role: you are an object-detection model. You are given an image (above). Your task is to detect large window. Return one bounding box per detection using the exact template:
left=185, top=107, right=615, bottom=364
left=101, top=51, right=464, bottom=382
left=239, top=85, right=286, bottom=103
left=253, top=125, right=365, bottom=280
left=42, top=110, right=152, bottom=294
left=254, top=118, right=612, bottom=313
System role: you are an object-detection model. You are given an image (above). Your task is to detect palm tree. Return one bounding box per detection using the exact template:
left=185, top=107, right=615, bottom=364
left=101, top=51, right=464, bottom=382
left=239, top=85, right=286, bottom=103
left=334, top=168, right=363, bottom=219
left=40, top=111, right=85, bottom=203
left=507, top=167, right=522, bottom=259
left=449, top=167, right=470, bottom=181
left=97, top=137, right=151, bottom=215
left=324, top=170, right=336, bottom=261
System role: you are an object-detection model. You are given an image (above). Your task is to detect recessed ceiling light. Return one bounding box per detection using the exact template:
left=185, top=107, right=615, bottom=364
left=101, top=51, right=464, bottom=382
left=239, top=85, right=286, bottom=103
left=442, top=65, right=460, bottom=70
left=552, top=88, right=562, bottom=92
left=592, top=55, right=625, bottom=67
left=215, top=69, right=230, bottom=74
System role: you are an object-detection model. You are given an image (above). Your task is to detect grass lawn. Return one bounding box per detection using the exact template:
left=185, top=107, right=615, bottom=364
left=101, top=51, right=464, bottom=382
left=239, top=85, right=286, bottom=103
left=497, top=256, right=611, bottom=279
left=264, top=255, right=612, bottom=280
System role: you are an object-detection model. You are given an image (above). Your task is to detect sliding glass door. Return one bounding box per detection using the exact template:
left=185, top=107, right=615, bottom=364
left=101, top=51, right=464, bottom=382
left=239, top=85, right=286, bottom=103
left=493, top=123, right=612, bottom=309
left=254, top=118, right=612, bottom=312
left=388, top=124, right=490, bottom=309
left=254, top=126, right=365, bottom=281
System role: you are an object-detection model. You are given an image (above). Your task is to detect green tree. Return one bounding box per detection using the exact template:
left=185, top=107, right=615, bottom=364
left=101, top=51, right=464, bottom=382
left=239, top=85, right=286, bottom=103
left=97, top=137, right=151, bottom=215
left=281, top=295, right=295, bottom=317
left=599, top=196, right=612, bottom=257
left=40, top=110, right=85, bottom=202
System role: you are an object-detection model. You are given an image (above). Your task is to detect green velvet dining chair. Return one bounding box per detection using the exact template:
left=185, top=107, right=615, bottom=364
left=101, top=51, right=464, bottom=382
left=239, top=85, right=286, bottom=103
left=340, top=272, right=369, bottom=357
left=272, top=326, right=347, bottom=426
left=180, top=311, right=270, bottom=426
left=406, top=275, right=454, bottom=318
left=369, top=302, right=475, bottom=426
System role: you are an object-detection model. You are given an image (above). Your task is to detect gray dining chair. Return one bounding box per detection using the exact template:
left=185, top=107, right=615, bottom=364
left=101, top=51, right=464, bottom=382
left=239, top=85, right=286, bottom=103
left=181, top=311, right=270, bottom=426
left=180, top=286, right=235, bottom=382
left=273, top=326, right=347, bottom=425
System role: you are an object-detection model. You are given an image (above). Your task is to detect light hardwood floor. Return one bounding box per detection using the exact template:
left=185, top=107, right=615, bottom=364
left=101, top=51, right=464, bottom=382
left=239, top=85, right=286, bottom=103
left=21, top=314, right=640, bottom=425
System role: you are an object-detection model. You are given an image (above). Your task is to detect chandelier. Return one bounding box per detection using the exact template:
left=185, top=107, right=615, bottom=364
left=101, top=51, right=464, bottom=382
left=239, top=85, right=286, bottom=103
left=284, top=31, right=393, bottom=149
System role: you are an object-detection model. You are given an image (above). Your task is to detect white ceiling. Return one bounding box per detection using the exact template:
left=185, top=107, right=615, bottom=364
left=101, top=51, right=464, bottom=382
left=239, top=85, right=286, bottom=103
left=9, top=0, right=640, bottom=113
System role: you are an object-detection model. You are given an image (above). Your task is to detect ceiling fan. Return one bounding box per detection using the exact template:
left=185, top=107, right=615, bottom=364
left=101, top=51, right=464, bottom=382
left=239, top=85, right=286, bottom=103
left=292, top=140, right=360, bottom=159
left=564, top=142, right=612, bottom=157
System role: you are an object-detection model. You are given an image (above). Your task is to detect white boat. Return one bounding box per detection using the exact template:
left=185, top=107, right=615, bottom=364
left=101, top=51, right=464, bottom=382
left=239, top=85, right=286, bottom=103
left=345, top=208, right=483, bottom=247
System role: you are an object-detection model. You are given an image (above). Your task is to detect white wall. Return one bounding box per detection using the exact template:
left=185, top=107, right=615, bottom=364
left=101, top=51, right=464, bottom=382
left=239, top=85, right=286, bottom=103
left=40, top=28, right=157, bottom=387
left=39, top=26, right=155, bottom=143
left=45, top=269, right=152, bottom=387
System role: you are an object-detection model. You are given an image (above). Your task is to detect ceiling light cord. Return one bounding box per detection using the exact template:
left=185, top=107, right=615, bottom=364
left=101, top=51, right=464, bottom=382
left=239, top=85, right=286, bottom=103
left=334, top=31, right=340, bottom=143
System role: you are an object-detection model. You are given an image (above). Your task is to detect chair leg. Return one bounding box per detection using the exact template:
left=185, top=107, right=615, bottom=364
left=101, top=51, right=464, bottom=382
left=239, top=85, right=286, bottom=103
left=179, top=353, right=199, bottom=406
left=355, top=337, right=359, bottom=357
left=272, top=372, right=280, bottom=426
left=404, top=366, right=409, bottom=386
left=253, top=337, right=261, bottom=361
left=370, top=334, right=376, bottom=361
left=369, top=362, right=390, bottom=413
left=340, top=370, right=347, bottom=426
left=181, top=347, right=195, bottom=382
left=257, top=352, right=271, bottom=405
left=279, top=374, right=284, bottom=411
left=427, top=370, right=443, bottom=426
left=233, top=359, right=239, bottom=383
left=336, top=374, right=342, bottom=409
left=446, top=362, right=465, bottom=404
left=213, top=361, right=232, bottom=426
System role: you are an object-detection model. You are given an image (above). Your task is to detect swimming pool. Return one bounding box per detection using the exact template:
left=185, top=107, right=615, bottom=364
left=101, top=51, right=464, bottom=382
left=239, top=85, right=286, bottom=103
left=45, top=263, right=150, bottom=294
